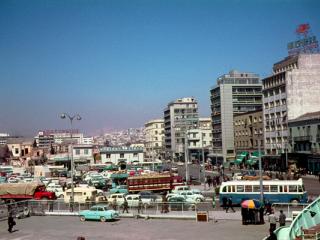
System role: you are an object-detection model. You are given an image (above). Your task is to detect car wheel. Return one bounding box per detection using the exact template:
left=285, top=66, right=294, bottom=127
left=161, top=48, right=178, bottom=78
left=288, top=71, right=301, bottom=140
left=100, top=216, right=107, bottom=222
left=196, top=198, right=202, bottom=203
left=290, top=199, right=299, bottom=206
left=24, top=207, right=30, bottom=217
left=59, top=194, right=64, bottom=198
left=98, top=192, right=104, bottom=196
left=143, top=203, right=149, bottom=208
left=80, top=216, right=86, bottom=222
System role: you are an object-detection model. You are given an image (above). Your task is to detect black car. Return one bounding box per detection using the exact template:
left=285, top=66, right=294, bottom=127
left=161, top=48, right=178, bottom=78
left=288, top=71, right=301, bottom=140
left=139, top=191, right=157, bottom=201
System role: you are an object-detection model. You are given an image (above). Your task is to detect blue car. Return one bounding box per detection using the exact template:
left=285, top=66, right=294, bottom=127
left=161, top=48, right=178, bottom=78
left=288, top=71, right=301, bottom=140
left=79, top=205, right=119, bottom=222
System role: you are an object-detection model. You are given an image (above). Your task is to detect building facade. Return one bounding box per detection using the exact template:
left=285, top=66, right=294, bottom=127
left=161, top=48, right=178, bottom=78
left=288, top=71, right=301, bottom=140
left=100, top=147, right=144, bottom=165
left=0, top=133, right=10, bottom=145
left=164, top=97, right=199, bottom=161
left=210, top=70, right=262, bottom=162
left=144, top=119, right=164, bottom=161
left=288, top=111, right=320, bottom=173
left=234, top=110, right=264, bottom=153
left=262, top=54, right=320, bottom=156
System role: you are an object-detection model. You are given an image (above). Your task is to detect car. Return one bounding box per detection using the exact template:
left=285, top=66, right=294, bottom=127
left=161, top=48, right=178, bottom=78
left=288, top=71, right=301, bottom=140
left=125, top=194, right=152, bottom=208
left=172, top=185, right=190, bottom=194
left=47, top=187, right=64, bottom=198
left=79, top=205, right=119, bottom=222
left=139, top=191, right=157, bottom=201
left=167, top=195, right=194, bottom=211
left=107, top=193, right=126, bottom=206
left=178, top=190, right=205, bottom=203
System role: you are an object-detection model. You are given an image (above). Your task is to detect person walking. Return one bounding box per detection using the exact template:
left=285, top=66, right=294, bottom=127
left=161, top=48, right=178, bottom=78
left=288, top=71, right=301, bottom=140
left=137, top=198, right=143, bottom=214
left=268, top=209, right=277, bottom=232
left=279, top=210, right=286, bottom=227
left=222, top=197, right=228, bottom=210
left=122, top=198, right=129, bottom=213
left=8, top=209, right=16, bottom=233
left=112, top=198, right=117, bottom=211
left=225, top=197, right=235, bottom=213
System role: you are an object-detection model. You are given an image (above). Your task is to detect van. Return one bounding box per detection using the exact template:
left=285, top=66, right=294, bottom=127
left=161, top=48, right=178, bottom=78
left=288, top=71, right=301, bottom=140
left=64, top=187, right=97, bottom=204
left=172, top=185, right=190, bottom=193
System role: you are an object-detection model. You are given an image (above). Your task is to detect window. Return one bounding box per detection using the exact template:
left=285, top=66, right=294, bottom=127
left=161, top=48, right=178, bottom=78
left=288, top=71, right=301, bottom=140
left=222, top=186, right=227, bottom=193
left=245, top=185, right=252, bottom=192
left=237, top=185, right=244, bottom=192
left=228, top=185, right=236, bottom=192
left=106, top=154, right=111, bottom=158
left=270, top=185, right=278, bottom=192
left=120, top=153, right=124, bottom=158
left=253, top=185, right=260, bottom=192
left=133, top=153, right=138, bottom=157
left=289, top=185, right=297, bottom=192
left=15, top=148, right=19, bottom=154
left=263, top=185, right=270, bottom=192
left=75, top=149, right=80, bottom=155
left=84, top=149, right=89, bottom=155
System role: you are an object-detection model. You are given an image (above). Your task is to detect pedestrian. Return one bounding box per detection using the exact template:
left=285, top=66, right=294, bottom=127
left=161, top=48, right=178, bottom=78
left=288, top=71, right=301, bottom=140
left=122, top=198, right=129, bottom=213
left=112, top=198, right=117, bottom=211
left=85, top=196, right=90, bottom=209
left=264, top=200, right=272, bottom=215
left=138, top=198, right=143, bottom=214
left=8, top=209, right=16, bottom=233
left=279, top=210, right=286, bottom=227
left=69, top=196, right=74, bottom=212
left=207, top=176, right=212, bottom=188
left=241, top=207, right=247, bottom=225
left=259, top=205, right=265, bottom=224
left=225, top=197, right=235, bottom=213
left=268, top=209, right=277, bottom=232
left=49, top=200, right=54, bottom=212
left=222, top=197, right=228, bottom=210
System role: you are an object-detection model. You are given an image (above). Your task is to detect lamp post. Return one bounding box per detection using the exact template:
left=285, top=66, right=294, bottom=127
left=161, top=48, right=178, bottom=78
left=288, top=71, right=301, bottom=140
left=60, top=113, right=81, bottom=210
left=185, top=131, right=189, bottom=183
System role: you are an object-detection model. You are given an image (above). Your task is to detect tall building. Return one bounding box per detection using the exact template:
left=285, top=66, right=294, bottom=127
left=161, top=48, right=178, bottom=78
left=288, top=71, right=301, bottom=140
left=210, top=70, right=262, bottom=163
left=164, top=97, right=199, bottom=161
left=262, top=54, right=320, bottom=157
left=0, top=133, right=10, bottom=145
left=144, top=119, right=164, bottom=161
left=35, top=129, right=84, bottom=148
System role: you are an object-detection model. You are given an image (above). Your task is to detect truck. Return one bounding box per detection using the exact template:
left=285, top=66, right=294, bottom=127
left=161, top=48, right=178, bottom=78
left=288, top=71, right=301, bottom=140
left=0, top=183, right=56, bottom=202
left=127, top=173, right=183, bottom=193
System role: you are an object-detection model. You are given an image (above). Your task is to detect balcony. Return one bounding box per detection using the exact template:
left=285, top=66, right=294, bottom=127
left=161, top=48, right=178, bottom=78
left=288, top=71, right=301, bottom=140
left=293, top=136, right=312, bottom=142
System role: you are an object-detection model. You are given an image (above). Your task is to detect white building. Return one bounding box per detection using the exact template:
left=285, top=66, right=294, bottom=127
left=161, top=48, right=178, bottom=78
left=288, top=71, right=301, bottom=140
left=262, top=54, right=320, bottom=156
left=73, top=144, right=94, bottom=164
left=164, top=97, right=199, bottom=160
left=210, top=70, right=263, bottom=162
left=144, top=119, right=164, bottom=161
left=100, top=146, right=144, bottom=165
left=0, top=133, right=9, bottom=145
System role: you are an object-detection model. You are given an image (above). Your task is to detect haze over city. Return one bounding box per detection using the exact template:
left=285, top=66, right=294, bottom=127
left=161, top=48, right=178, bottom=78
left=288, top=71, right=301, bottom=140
left=1, top=0, right=319, bottom=136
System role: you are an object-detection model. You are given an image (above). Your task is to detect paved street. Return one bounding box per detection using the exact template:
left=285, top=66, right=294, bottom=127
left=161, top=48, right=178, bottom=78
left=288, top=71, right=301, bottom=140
left=0, top=216, right=270, bottom=240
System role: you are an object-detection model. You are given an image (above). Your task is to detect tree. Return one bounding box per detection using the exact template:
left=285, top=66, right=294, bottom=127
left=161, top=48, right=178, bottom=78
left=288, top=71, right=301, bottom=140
left=0, top=145, right=11, bottom=164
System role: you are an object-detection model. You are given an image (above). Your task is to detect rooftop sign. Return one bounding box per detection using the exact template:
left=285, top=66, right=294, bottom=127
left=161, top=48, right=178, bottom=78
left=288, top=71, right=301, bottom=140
left=287, top=24, right=319, bottom=56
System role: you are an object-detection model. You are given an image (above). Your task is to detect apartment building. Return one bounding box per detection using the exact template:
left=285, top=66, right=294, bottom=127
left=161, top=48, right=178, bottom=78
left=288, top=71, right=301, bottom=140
left=144, top=119, right=164, bottom=161
left=262, top=54, right=320, bottom=156
left=164, top=97, right=199, bottom=160
left=210, top=70, right=262, bottom=162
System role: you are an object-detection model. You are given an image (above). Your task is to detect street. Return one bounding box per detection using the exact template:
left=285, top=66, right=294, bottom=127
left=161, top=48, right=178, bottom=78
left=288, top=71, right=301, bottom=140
left=0, top=216, right=270, bottom=240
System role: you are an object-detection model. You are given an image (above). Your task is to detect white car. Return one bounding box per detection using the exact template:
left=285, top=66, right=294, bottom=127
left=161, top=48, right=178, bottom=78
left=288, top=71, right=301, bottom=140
left=125, top=194, right=151, bottom=208
left=107, top=193, right=126, bottom=206
left=172, top=185, right=190, bottom=194
left=177, top=190, right=205, bottom=203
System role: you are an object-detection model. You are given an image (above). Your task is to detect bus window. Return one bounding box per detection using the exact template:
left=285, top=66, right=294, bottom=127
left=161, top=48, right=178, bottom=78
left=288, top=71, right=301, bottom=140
left=298, top=186, right=303, bottom=192
left=253, top=185, right=260, bottom=192
left=228, top=185, right=235, bottom=192
left=263, top=185, right=270, bottom=192
left=289, top=185, right=297, bottom=192
left=221, top=186, right=227, bottom=192
left=283, top=186, right=288, bottom=192
left=245, top=185, right=252, bottom=192
left=270, top=185, right=278, bottom=192
left=237, top=185, right=244, bottom=192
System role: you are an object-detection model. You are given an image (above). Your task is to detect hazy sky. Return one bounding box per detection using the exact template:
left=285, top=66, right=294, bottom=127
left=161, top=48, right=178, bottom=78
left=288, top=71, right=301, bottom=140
left=0, top=0, right=319, bottom=136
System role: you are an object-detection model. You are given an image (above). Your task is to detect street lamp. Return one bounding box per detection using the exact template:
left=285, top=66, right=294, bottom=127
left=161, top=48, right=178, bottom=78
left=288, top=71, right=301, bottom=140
left=60, top=113, right=82, bottom=211
left=258, top=133, right=263, bottom=203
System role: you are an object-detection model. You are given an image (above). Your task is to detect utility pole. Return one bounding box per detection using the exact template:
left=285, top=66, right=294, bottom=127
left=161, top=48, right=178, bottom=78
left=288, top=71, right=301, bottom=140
left=258, top=136, right=263, bottom=203
left=185, top=131, right=189, bottom=183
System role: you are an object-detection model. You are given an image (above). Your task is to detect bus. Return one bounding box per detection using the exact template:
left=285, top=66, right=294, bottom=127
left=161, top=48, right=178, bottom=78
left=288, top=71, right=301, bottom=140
left=219, top=178, right=308, bottom=205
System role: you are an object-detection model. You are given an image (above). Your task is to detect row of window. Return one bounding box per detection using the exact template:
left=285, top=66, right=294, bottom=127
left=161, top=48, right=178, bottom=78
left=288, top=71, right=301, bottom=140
left=222, top=184, right=303, bottom=193
left=105, top=153, right=138, bottom=158
left=264, top=99, right=286, bottom=109
left=234, top=129, right=263, bottom=137
left=234, top=117, right=263, bottom=126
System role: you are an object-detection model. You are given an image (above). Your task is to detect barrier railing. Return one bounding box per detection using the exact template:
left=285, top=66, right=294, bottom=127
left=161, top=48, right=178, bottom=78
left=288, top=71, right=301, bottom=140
left=271, top=202, right=309, bottom=220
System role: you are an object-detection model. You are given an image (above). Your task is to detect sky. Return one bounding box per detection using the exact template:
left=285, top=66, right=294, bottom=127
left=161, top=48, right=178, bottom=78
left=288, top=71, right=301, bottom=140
left=0, top=0, right=319, bottom=137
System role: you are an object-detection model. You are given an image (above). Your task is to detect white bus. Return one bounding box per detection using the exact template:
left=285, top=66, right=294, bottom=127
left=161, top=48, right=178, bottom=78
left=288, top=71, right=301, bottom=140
left=219, top=178, right=308, bottom=205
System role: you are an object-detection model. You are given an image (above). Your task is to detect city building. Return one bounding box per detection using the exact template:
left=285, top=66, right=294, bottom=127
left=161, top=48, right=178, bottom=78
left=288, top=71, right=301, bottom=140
left=100, top=146, right=144, bottom=165
left=262, top=54, right=320, bottom=160
left=288, top=111, right=320, bottom=173
left=0, top=133, right=10, bottom=145
left=210, top=70, right=262, bottom=163
left=35, top=129, right=92, bottom=148
left=164, top=97, right=199, bottom=161
left=234, top=110, right=264, bottom=165
left=144, top=119, right=164, bottom=161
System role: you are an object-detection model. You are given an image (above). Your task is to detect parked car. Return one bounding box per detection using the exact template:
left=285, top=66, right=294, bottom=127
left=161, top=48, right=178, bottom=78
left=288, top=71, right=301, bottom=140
left=139, top=191, right=157, bottom=201
left=125, top=194, right=152, bottom=207
left=79, top=205, right=119, bottom=222
left=172, top=185, right=190, bottom=194
left=107, top=193, right=126, bottom=206
left=167, top=195, right=194, bottom=211
left=177, top=190, right=205, bottom=203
